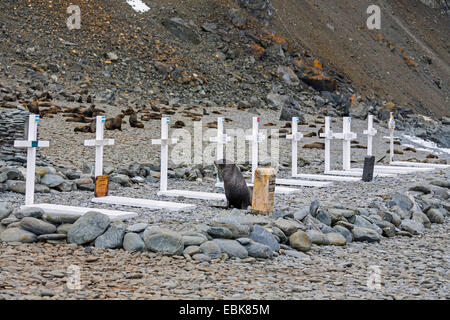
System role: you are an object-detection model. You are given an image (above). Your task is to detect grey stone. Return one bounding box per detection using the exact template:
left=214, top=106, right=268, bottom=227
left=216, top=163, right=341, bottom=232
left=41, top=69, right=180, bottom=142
left=283, top=250, right=309, bottom=260
left=389, top=193, right=413, bottom=212
left=274, top=218, right=300, bottom=236
left=207, top=226, right=233, bottom=239
left=306, top=230, right=329, bottom=245
left=192, top=254, right=211, bottom=262
left=426, top=208, right=444, bottom=224
left=309, top=200, right=320, bottom=216
left=293, top=207, right=309, bottom=221
left=162, top=17, right=202, bottom=44
left=354, top=215, right=382, bottom=234
left=37, top=234, right=67, bottom=241
left=200, top=241, right=222, bottom=259
left=43, top=212, right=80, bottom=224
left=56, top=223, right=73, bottom=235
left=110, top=174, right=131, bottom=187
left=67, top=212, right=110, bottom=245
left=352, top=226, right=381, bottom=242
left=332, top=225, right=353, bottom=243
left=95, top=223, right=126, bottom=249
left=40, top=174, right=65, bottom=188
left=15, top=207, right=45, bottom=220
left=400, top=219, right=425, bottom=235
left=236, top=238, right=252, bottom=245
left=126, top=223, right=148, bottom=233
left=212, top=239, right=248, bottom=259
left=289, top=230, right=312, bottom=252
left=271, top=226, right=287, bottom=244
left=0, top=227, right=37, bottom=243
left=245, top=242, right=273, bottom=259
left=143, top=227, right=184, bottom=255
left=249, top=225, right=280, bottom=252
left=212, top=216, right=252, bottom=238
left=20, top=217, right=57, bottom=235
left=315, top=209, right=331, bottom=226
left=326, top=232, right=347, bottom=246
left=0, top=172, right=7, bottom=183
left=391, top=205, right=411, bottom=220
left=1, top=216, right=19, bottom=226
left=183, top=245, right=201, bottom=256
left=430, top=180, right=450, bottom=189
left=182, top=235, right=207, bottom=246
left=0, top=202, right=13, bottom=221
left=123, top=232, right=145, bottom=252
left=411, top=210, right=431, bottom=228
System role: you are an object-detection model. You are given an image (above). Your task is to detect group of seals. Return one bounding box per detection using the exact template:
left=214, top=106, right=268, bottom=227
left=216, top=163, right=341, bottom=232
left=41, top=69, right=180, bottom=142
left=214, top=159, right=252, bottom=209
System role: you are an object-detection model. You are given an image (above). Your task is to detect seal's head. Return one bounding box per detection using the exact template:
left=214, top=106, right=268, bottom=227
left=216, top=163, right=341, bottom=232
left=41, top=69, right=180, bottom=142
left=214, top=159, right=235, bottom=173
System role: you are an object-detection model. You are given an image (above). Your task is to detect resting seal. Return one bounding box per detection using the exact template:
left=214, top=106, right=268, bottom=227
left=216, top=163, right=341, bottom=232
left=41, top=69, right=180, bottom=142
left=214, top=159, right=252, bottom=209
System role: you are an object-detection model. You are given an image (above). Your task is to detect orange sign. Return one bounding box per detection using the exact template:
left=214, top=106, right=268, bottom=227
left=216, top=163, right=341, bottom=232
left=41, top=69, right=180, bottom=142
left=95, top=175, right=109, bottom=198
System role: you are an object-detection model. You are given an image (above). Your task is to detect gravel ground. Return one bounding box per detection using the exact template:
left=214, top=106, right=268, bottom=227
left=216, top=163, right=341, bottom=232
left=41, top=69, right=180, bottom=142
left=0, top=166, right=448, bottom=300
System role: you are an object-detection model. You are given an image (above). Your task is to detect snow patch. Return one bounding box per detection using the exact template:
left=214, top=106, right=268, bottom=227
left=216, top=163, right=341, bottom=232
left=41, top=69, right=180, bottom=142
left=126, top=0, right=150, bottom=13
left=402, top=134, right=450, bottom=158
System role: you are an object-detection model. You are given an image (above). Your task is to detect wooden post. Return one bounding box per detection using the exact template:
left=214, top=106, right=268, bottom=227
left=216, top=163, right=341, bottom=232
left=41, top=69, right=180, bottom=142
left=251, top=167, right=276, bottom=214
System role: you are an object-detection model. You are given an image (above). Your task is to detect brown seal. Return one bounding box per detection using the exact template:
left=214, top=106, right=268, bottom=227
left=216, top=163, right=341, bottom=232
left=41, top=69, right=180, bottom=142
left=105, top=114, right=124, bottom=131
left=129, top=112, right=144, bottom=128
left=214, top=159, right=252, bottom=209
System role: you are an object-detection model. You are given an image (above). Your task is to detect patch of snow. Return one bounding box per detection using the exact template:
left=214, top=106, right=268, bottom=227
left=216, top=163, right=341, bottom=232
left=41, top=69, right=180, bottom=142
left=402, top=134, right=450, bottom=158
left=126, top=0, right=150, bottom=13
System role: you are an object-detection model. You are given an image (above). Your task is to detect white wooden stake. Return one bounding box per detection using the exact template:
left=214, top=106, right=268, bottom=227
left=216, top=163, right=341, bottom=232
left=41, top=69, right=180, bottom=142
left=209, top=117, right=231, bottom=183
left=14, top=114, right=49, bottom=205
left=319, top=116, right=334, bottom=173
left=151, top=117, right=178, bottom=192
left=245, top=117, right=265, bottom=183
left=388, top=112, right=395, bottom=164
left=363, top=115, right=377, bottom=156
left=333, top=117, right=357, bottom=171
left=84, top=116, right=114, bottom=177
left=286, top=117, right=304, bottom=176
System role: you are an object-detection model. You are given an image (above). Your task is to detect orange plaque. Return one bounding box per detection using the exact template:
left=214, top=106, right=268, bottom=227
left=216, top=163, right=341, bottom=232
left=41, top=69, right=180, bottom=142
left=95, top=175, right=109, bottom=198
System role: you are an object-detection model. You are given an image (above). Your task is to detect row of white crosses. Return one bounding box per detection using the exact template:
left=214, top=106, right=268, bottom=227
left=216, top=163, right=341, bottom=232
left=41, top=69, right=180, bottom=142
left=14, top=114, right=137, bottom=218
left=383, top=112, right=449, bottom=169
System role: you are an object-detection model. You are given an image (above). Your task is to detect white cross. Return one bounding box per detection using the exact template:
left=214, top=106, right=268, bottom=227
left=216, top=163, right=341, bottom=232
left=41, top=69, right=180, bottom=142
left=363, top=114, right=378, bottom=156
left=383, top=112, right=398, bottom=164
left=245, top=117, right=266, bottom=183
left=151, top=117, right=178, bottom=192
left=14, top=114, right=49, bottom=205
left=333, top=117, right=357, bottom=171
left=286, top=117, right=304, bottom=176
left=209, top=117, right=231, bottom=183
left=319, top=116, right=336, bottom=173
left=84, top=116, right=115, bottom=177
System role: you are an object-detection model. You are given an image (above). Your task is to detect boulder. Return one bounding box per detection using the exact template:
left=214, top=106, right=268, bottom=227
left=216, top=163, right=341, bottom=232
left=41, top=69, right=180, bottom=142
left=306, top=230, right=329, bottom=245
left=43, top=212, right=81, bottom=224
left=95, top=223, right=126, bottom=249
left=249, top=225, right=280, bottom=252
left=245, top=242, right=273, bottom=259
left=352, top=226, right=381, bottom=242
left=326, top=232, right=347, bottom=246
left=182, top=235, right=207, bottom=246
left=200, top=241, right=222, bottom=259
left=15, top=207, right=44, bottom=220
left=207, top=226, right=234, bottom=239
left=0, top=202, right=13, bottom=221
left=20, top=217, right=57, bottom=235
left=67, top=212, right=110, bottom=245
left=332, top=225, right=353, bottom=243
left=123, top=232, right=145, bottom=252
left=289, top=230, right=311, bottom=252
left=212, top=239, right=248, bottom=259
left=400, top=219, right=425, bottom=235
left=274, top=218, right=301, bottom=236
left=40, top=174, right=65, bottom=188
left=162, top=17, right=202, bottom=44
left=143, top=227, right=184, bottom=255
left=0, top=227, right=37, bottom=243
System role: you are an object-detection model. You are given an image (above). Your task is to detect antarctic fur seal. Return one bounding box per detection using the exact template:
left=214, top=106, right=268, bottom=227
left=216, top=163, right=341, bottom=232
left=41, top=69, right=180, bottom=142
left=214, top=159, right=252, bottom=209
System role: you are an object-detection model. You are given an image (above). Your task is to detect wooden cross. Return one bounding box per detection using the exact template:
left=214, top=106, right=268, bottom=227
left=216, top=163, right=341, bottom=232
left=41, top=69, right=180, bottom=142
left=363, top=114, right=378, bottom=156
left=14, top=114, right=49, bottom=205
left=151, top=117, right=178, bottom=192
left=209, top=117, right=231, bottom=183
left=245, top=117, right=266, bottom=183
left=333, top=117, right=357, bottom=171
left=84, top=116, right=114, bottom=177
left=286, top=117, right=304, bottom=176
